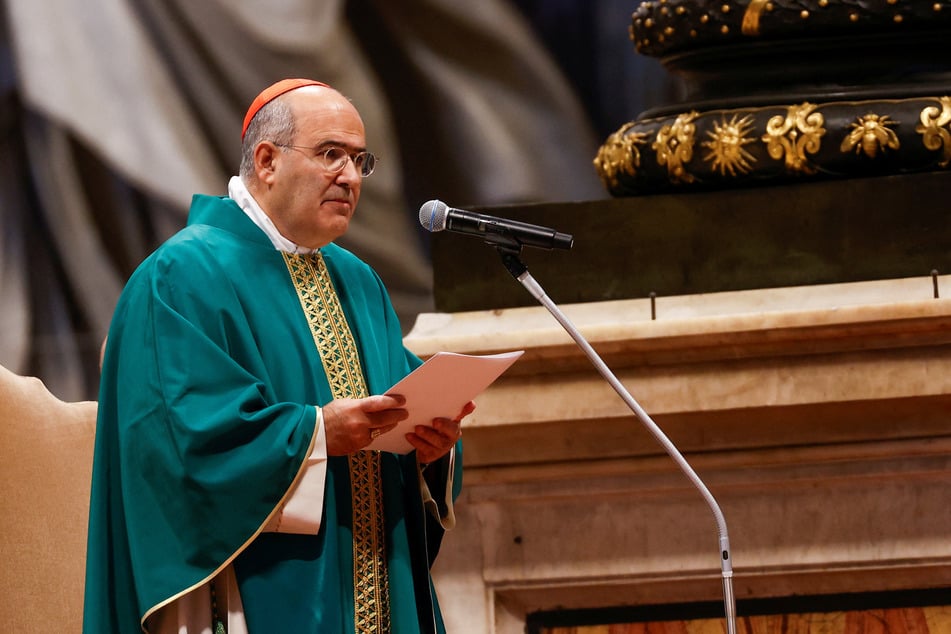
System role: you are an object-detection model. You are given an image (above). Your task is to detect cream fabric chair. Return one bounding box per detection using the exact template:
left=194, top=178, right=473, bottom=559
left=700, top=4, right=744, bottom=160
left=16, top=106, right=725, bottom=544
left=0, top=365, right=97, bottom=632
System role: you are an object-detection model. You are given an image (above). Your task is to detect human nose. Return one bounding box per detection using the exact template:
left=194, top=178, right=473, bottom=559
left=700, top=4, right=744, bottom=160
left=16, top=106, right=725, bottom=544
left=335, top=155, right=362, bottom=184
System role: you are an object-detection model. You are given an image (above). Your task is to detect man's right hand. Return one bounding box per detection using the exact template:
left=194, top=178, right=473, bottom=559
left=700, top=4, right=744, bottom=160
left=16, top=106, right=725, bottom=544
left=321, top=395, right=408, bottom=455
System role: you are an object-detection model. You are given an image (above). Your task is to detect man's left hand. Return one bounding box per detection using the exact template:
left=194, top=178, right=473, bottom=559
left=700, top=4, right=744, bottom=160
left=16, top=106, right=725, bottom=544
left=406, top=401, right=475, bottom=465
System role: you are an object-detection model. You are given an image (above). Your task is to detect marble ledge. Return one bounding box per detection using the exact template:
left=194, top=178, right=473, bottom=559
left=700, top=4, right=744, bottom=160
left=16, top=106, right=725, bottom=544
left=406, top=275, right=951, bottom=366
left=405, top=276, right=951, bottom=471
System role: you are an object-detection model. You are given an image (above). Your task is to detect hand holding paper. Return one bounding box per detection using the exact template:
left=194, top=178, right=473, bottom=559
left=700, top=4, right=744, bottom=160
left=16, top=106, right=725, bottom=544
left=367, top=350, right=524, bottom=453
left=405, top=399, right=475, bottom=465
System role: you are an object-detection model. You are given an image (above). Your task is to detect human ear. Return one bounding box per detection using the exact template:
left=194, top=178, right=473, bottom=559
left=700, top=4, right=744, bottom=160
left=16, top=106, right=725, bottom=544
left=254, top=142, right=280, bottom=184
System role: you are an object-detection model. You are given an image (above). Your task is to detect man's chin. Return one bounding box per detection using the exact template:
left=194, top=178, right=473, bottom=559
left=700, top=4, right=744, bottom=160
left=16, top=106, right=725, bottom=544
left=316, top=221, right=351, bottom=247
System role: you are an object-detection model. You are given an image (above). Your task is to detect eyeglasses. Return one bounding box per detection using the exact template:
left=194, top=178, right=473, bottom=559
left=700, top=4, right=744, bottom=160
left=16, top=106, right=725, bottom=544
left=275, top=144, right=377, bottom=177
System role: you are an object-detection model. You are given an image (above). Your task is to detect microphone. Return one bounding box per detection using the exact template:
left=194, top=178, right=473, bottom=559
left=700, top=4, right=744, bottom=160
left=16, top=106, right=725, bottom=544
left=419, top=200, right=573, bottom=250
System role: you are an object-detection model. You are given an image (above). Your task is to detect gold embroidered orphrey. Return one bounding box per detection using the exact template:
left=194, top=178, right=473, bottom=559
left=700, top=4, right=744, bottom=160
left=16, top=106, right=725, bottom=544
left=284, top=252, right=391, bottom=634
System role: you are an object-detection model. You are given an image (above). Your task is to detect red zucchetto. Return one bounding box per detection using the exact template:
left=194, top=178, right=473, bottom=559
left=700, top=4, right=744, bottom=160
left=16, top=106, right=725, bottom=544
left=241, top=79, right=330, bottom=139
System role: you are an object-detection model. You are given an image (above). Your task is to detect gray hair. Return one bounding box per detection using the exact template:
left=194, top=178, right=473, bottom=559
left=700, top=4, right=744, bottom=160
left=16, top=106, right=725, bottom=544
left=239, top=97, right=296, bottom=181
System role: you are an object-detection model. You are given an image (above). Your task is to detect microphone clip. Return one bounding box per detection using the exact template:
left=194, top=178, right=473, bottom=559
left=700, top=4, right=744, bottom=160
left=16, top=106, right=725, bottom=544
left=479, top=232, right=529, bottom=279
left=494, top=244, right=529, bottom=279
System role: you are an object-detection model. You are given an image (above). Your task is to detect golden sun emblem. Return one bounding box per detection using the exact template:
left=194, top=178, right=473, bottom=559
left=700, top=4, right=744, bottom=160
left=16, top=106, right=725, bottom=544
left=840, top=113, right=900, bottom=158
left=702, top=114, right=757, bottom=176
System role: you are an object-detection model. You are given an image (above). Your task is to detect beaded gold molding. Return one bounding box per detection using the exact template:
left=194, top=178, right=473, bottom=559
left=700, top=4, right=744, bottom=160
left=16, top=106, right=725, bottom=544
left=594, top=96, right=951, bottom=194
left=631, top=0, right=951, bottom=57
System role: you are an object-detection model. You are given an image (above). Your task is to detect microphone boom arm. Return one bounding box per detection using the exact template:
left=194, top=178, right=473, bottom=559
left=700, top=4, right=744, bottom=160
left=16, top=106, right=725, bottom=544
left=494, top=246, right=737, bottom=634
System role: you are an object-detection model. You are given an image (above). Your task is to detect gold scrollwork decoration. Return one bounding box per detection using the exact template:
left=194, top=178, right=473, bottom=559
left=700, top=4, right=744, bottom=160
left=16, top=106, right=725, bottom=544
left=594, top=121, right=649, bottom=189
left=653, top=111, right=699, bottom=183
left=741, top=0, right=771, bottom=35
left=840, top=113, right=900, bottom=158
left=916, top=96, right=951, bottom=167
left=702, top=114, right=757, bottom=176
left=762, top=102, right=825, bottom=174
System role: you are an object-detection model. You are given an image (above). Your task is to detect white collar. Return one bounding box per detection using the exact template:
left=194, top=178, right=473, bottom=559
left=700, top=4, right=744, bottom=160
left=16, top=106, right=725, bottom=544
left=227, top=175, right=319, bottom=255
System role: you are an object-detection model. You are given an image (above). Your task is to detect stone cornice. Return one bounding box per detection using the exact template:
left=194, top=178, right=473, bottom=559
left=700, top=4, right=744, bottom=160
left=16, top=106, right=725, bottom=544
left=407, top=276, right=951, bottom=468
left=409, top=276, right=951, bottom=366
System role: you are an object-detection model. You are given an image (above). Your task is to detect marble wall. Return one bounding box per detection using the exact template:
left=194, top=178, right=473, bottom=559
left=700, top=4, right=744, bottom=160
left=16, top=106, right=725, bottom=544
left=407, top=276, right=951, bottom=633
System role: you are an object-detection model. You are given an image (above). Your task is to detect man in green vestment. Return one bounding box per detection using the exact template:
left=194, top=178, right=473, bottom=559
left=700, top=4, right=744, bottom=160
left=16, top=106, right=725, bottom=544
left=84, top=79, right=471, bottom=634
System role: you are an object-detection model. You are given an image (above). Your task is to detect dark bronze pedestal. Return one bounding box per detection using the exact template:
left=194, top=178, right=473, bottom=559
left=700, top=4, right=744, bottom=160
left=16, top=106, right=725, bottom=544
left=431, top=170, right=950, bottom=313
left=595, top=1, right=951, bottom=195
left=432, top=1, right=951, bottom=313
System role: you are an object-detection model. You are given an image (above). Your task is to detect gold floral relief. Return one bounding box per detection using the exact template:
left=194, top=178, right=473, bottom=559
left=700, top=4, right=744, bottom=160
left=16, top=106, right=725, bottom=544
left=653, top=111, right=699, bottom=183
left=593, top=122, right=648, bottom=188
left=840, top=114, right=900, bottom=158
left=916, top=96, right=951, bottom=167
left=762, top=102, right=825, bottom=174
left=702, top=114, right=757, bottom=176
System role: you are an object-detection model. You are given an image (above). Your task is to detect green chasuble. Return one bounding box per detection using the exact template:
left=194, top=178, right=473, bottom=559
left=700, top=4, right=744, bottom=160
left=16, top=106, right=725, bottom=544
left=84, top=194, right=462, bottom=633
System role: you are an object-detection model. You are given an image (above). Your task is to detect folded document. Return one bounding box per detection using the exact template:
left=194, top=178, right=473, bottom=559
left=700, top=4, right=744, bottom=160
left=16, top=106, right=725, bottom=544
left=368, top=350, right=524, bottom=454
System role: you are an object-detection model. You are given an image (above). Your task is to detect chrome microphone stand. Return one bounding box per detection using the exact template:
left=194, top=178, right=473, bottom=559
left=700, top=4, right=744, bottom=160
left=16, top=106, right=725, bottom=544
left=492, top=242, right=737, bottom=634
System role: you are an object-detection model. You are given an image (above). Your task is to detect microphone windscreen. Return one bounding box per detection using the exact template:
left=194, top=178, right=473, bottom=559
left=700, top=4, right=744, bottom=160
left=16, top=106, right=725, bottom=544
left=419, top=200, right=449, bottom=232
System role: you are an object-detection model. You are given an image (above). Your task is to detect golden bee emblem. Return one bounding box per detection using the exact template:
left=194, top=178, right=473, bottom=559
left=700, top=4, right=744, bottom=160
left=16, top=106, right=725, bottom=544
left=840, top=114, right=900, bottom=158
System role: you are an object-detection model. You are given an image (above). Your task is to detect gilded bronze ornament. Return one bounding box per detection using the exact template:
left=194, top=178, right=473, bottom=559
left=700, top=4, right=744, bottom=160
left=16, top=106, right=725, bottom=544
left=762, top=103, right=825, bottom=174
left=703, top=114, right=757, bottom=176
left=840, top=114, right=900, bottom=158
left=742, top=0, right=771, bottom=35
left=593, top=122, right=648, bottom=189
left=604, top=2, right=951, bottom=195
left=653, top=111, right=699, bottom=183
left=916, top=96, right=951, bottom=167
left=631, top=0, right=951, bottom=57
